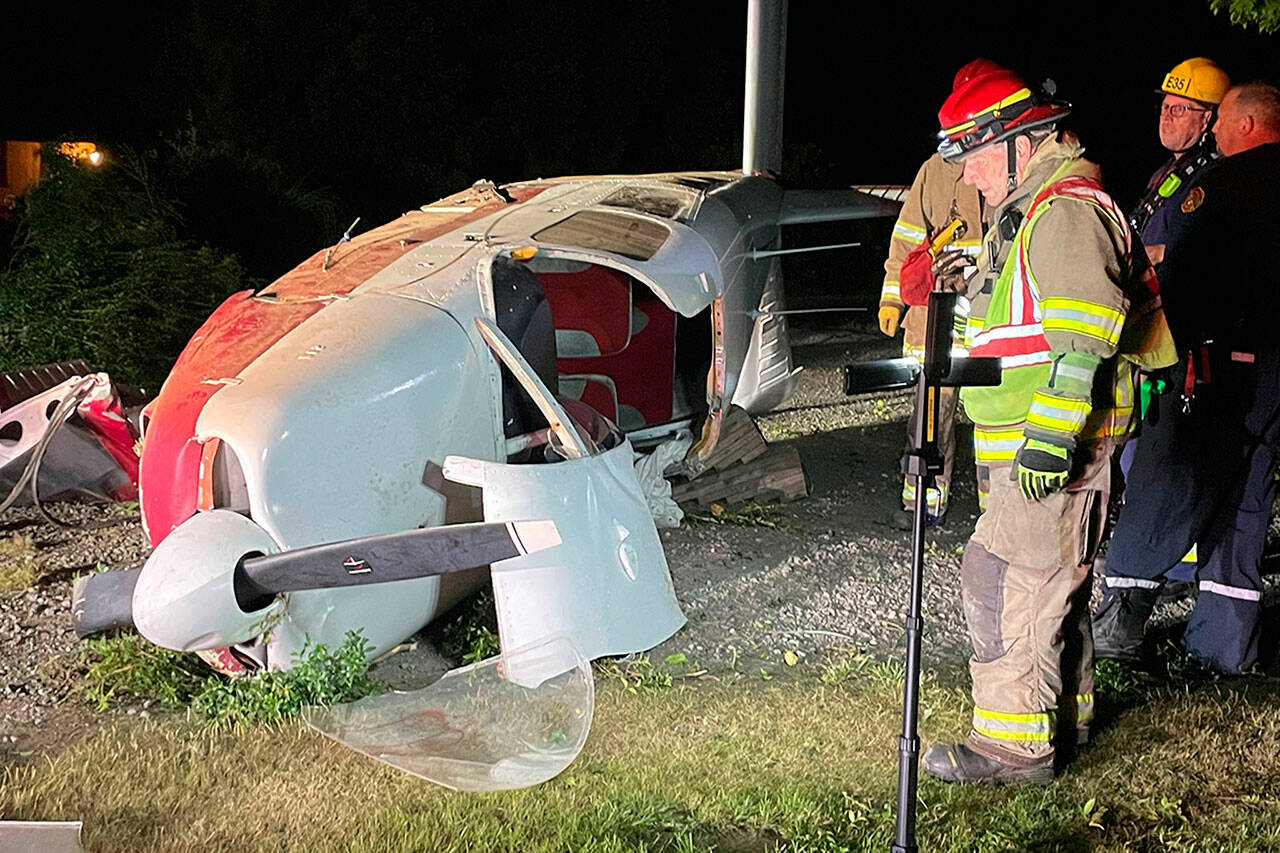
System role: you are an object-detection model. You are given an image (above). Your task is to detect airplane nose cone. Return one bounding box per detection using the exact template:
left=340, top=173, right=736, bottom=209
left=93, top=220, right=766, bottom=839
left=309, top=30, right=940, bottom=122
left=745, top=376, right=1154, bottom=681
left=133, top=509, right=283, bottom=652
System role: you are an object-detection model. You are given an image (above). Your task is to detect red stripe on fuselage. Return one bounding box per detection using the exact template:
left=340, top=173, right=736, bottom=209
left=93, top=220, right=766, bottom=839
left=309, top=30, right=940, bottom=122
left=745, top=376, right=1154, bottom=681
left=138, top=194, right=543, bottom=546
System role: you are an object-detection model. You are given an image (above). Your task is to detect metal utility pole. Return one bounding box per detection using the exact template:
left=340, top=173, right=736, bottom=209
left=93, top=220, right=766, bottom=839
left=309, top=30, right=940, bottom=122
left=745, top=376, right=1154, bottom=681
left=743, top=0, right=787, bottom=175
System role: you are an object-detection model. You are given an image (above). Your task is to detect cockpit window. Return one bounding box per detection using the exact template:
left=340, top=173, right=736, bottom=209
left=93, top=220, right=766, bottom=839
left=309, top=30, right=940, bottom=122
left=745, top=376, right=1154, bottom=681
left=532, top=210, right=670, bottom=261
left=599, top=184, right=701, bottom=221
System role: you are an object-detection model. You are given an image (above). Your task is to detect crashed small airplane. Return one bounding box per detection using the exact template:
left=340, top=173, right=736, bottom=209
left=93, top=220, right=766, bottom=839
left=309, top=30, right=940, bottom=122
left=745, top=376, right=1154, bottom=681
left=69, top=0, right=902, bottom=788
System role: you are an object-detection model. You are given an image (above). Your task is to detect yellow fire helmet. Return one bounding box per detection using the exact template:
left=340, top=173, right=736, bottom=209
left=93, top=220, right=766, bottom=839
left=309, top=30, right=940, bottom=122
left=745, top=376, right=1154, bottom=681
left=1159, top=57, right=1230, bottom=106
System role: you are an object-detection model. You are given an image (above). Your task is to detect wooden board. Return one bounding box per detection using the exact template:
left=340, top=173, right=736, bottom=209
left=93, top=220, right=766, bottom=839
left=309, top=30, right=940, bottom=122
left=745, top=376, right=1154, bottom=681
left=670, top=443, right=808, bottom=507
left=685, top=405, right=768, bottom=480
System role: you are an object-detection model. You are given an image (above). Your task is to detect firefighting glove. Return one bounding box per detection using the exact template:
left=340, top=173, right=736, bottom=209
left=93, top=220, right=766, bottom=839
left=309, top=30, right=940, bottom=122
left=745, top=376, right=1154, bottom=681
left=929, top=249, right=973, bottom=293
left=878, top=305, right=902, bottom=336
left=1015, top=438, right=1071, bottom=501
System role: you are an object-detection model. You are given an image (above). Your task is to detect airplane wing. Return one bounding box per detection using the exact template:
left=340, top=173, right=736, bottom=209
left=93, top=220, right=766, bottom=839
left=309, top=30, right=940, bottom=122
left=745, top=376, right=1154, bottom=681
left=778, top=187, right=907, bottom=225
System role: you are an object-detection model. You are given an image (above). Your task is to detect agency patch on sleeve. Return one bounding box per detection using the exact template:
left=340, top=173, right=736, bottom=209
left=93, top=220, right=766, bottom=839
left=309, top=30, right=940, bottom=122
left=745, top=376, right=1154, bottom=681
left=1181, top=186, right=1205, bottom=213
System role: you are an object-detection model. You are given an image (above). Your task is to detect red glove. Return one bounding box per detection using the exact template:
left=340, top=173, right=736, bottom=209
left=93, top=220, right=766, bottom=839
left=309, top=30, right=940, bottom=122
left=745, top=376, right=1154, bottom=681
left=898, top=239, right=935, bottom=306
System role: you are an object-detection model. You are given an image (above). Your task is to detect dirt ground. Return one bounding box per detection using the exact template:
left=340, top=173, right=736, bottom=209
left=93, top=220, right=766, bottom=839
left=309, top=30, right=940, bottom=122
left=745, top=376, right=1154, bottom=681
left=2, top=324, right=1278, bottom=764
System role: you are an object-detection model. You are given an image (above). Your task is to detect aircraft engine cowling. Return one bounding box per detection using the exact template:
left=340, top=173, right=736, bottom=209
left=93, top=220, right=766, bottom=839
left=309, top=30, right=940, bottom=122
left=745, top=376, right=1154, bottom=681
left=139, top=291, right=500, bottom=666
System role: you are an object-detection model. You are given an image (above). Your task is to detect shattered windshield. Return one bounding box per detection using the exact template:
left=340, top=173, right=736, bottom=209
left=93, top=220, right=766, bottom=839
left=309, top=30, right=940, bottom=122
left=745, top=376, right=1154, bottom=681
left=532, top=211, right=670, bottom=261
left=598, top=184, right=701, bottom=221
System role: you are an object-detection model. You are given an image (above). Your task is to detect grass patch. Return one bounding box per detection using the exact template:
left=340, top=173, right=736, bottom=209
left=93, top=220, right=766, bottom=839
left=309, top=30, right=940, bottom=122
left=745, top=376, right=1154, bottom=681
left=81, top=630, right=381, bottom=724
left=0, top=534, right=42, bottom=592
left=9, top=649, right=1280, bottom=850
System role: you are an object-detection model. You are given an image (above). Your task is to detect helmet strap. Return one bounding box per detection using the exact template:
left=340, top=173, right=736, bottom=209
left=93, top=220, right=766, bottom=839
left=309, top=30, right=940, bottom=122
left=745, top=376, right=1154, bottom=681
left=1006, top=137, right=1019, bottom=195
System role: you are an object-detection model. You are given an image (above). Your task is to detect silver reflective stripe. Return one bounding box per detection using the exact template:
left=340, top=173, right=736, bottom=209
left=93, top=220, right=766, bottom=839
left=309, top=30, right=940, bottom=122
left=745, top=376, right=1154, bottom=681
left=1199, top=580, right=1262, bottom=602
left=1104, top=576, right=1161, bottom=590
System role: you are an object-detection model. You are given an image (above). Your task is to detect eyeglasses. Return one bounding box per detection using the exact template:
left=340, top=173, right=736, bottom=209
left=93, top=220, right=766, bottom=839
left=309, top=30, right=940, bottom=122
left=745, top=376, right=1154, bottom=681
left=1157, top=103, right=1210, bottom=118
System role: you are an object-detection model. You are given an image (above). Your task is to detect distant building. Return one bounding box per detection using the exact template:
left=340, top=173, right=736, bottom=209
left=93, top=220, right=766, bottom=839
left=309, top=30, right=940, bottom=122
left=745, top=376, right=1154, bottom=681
left=1, top=141, right=42, bottom=216
left=1, top=141, right=102, bottom=217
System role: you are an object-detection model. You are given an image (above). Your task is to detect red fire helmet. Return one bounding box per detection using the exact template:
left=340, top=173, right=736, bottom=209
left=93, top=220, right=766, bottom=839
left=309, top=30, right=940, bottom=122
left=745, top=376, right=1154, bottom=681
left=952, top=58, right=1001, bottom=92
left=936, top=66, right=1070, bottom=161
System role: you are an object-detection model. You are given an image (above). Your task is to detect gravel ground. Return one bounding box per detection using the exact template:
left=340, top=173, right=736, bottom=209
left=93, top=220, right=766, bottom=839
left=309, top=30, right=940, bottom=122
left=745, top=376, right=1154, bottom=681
left=3, top=325, right=1279, bottom=757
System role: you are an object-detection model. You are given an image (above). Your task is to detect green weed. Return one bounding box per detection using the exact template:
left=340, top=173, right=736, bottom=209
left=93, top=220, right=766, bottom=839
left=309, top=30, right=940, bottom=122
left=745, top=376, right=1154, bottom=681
left=110, top=500, right=141, bottom=517
left=82, top=630, right=381, bottom=724
left=81, top=633, right=207, bottom=711
left=435, top=590, right=501, bottom=665
left=193, top=632, right=381, bottom=726
left=685, top=500, right=792, bottom=529
left=596, top=654, right=674, bottom=692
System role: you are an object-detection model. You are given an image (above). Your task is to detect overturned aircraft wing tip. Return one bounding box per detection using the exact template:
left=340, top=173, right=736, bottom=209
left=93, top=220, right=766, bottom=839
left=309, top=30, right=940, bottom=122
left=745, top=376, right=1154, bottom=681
left=778, top=187, right=906, bottom=226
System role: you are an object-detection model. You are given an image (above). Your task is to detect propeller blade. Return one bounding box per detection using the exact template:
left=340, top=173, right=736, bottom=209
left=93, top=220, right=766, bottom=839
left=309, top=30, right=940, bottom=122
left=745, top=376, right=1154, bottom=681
left=71, top=567, right=141, bottom=637
left=234, top=519, right=560, bottom=608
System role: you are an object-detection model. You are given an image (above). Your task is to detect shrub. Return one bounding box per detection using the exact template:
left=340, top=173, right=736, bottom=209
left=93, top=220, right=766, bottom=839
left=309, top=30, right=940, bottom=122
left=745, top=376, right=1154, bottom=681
left=0, top=144, right=249, bottom=390
left=82, top=630, right=382, bottom=724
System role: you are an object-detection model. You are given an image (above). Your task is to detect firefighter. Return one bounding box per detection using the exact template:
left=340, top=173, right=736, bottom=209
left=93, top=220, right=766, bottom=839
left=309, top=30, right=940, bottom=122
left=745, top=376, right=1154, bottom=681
left=1093, top=82, right=1280, bottom=674
left=1130, top=58, right=1230, bottom=268
left=1116, top=59, right=1230, bottom=484
left=915, top=66, right=1173, bottom=783
left=878, top=61, right=987, bottom=527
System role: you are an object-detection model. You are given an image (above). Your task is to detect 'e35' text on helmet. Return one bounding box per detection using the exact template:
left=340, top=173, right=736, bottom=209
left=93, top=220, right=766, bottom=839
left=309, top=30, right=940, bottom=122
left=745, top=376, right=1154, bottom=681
left=1159, top=57, right=1229, bottom=106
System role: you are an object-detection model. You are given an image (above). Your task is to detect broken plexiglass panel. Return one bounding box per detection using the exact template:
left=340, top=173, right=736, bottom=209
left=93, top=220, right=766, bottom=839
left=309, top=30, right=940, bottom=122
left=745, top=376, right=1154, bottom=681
left=532, top=210, right=671, bottom=261
left=598, top=184, right=701, bottom=221
left=303, top=637, right=592, bottom=792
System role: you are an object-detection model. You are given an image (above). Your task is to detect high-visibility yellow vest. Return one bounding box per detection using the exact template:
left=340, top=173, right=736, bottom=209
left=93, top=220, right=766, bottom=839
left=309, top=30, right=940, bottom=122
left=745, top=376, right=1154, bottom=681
left=961, top=162, right=1173, bottom=441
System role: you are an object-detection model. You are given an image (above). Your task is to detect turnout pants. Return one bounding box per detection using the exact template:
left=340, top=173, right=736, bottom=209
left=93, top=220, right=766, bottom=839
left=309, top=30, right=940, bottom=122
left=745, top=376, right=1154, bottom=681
left=961, top=439, right=1110, bottom=765
left=1104, top=349, right=1280, bottom=673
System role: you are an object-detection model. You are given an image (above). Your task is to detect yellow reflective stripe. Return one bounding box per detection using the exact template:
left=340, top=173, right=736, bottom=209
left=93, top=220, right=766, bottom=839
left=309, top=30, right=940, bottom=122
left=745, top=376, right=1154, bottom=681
left=973, top=706, right=1055, bottom=742
left=976, top=707, right=1051, bottom=724
left=973, top=426, right=1023, bottom=463
left=963, top=316, right=985, bottom=348
left=902, top=478, right=948, bottom=512
left=1027, top=390, right=1091, bottom=434
left=1113, top=375, right=1134, bottom=407
left=943, top=88, right=1036, bottom=137
left=941, top=118, right=978, bottom=136
left=1181, top=543, right=1198, bottom=563
left=893, top=220, right=927, bottom=242
left=882, top=281, right=901, bottom=299
left=1077, top=692, right=1095, bottom=725
left=1083, top=406, right=1135, bottom=439
left=1041, top=298, right=1125, bottom=347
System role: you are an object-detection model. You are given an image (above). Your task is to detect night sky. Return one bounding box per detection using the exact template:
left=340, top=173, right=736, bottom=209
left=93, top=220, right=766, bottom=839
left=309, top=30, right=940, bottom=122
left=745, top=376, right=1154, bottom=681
left=5, top=1, right=1279, bottom=233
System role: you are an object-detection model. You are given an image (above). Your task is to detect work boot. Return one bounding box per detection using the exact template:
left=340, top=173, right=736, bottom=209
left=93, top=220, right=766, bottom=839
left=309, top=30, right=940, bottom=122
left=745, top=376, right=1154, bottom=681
left=921, top=742, right=1053, bottom=785
left=1091, top=582, right=1160, bottom=664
